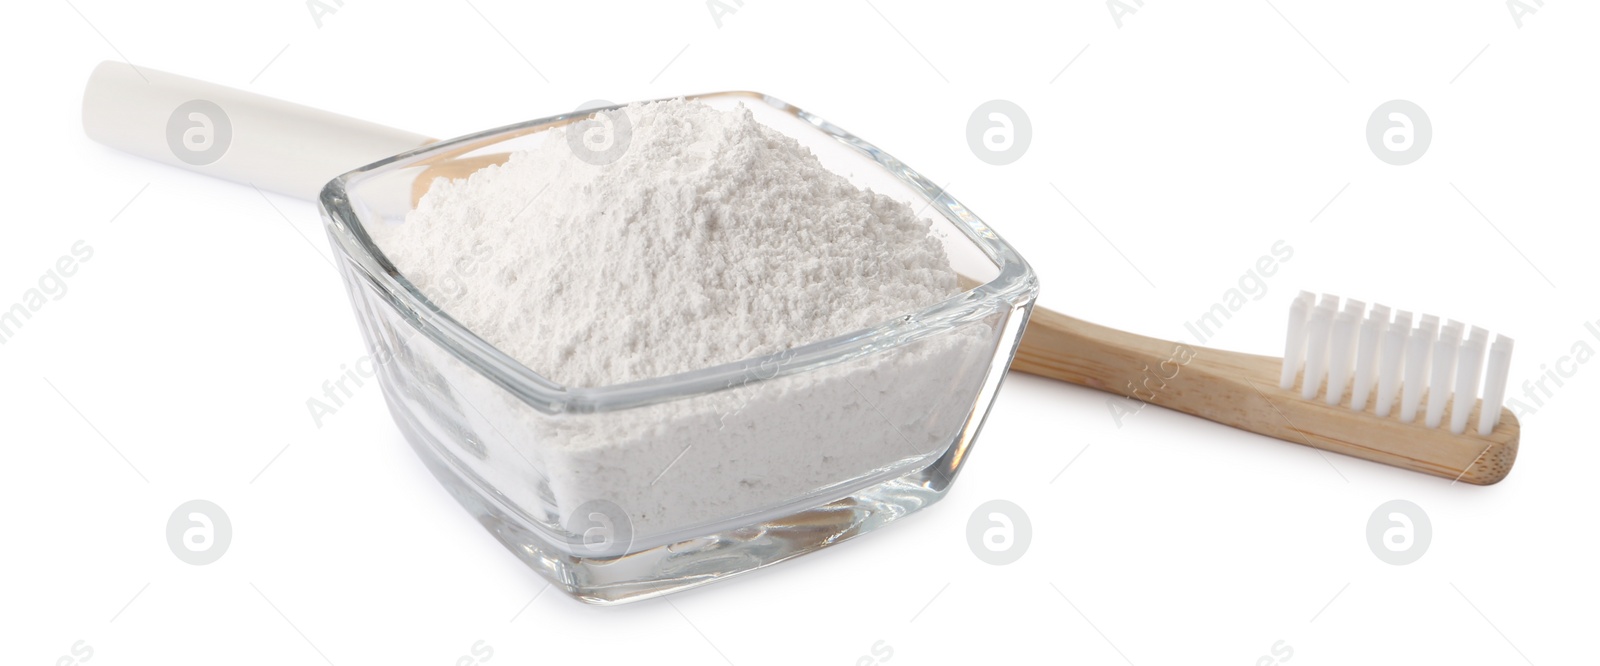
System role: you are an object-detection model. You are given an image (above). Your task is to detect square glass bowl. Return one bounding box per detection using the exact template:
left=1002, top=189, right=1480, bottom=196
left=319, top=92, right=1038, bottom=604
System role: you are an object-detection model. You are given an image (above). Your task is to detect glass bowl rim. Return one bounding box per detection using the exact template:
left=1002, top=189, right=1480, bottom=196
left=320, top=91, right=1038, bottom=415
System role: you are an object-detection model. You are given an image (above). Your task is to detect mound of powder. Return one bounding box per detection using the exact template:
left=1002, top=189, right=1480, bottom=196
left=380, top=99, right=958, bottom=387
left=367, top=99, right=997, bottom=543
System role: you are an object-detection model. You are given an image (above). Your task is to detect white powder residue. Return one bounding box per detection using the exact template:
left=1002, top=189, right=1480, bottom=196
left=372, top=100, right=994, bottom=543
left=384, top=99, right=957, bottom=388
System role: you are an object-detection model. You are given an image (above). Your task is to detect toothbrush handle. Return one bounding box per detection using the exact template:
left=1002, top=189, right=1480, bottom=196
left=81, top=61, right=431, bottom=201
left=1010, top=306, right=1520, bottom=485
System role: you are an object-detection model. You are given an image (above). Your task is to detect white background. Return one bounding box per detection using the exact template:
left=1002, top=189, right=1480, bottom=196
left=3, top=1, right=1596, bottom=664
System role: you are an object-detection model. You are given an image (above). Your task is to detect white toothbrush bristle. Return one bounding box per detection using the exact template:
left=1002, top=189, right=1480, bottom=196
left=1418, top=315, right=1441, bottom=382
left=1300, top=296, right=1339, bottom=400
left=1325, top=302, right=1361, bottom=406
left=1478, top=336, right=1514, bottom=436
left=1278, top=291, right=1315, bottom=390
left=1401, top=323, right=1430, bottom=423
left=1374, top=310, right=1411, bottom=418
left=1451, top=327, right=1489, bottom=435
left=1279, top=294, right=1512, bottom=437
left=1425, top=323, right=1462, bottom=428
left=1350, top=304, right=1389, bottom=411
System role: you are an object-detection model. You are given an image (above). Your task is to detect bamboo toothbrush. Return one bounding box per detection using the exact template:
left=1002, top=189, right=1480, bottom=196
left=81, top=62, right=1520, bottom=485
left=1011, top=294, right=1518, bottom=485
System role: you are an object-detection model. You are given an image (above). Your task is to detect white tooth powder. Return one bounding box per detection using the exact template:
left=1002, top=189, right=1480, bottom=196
left=373, top=99, right=994, bottom=542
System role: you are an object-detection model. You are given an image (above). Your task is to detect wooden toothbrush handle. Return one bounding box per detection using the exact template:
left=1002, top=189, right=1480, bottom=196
left=1010, top=305, right=1520, bottom=485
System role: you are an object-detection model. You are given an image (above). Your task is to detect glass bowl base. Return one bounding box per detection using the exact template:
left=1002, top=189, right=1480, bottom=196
left=387, top=383, right=957, bottom=605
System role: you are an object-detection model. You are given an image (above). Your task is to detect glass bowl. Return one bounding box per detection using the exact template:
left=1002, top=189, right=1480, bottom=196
left=318, top=92, right=1038, bottom=604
